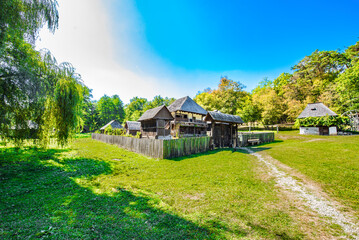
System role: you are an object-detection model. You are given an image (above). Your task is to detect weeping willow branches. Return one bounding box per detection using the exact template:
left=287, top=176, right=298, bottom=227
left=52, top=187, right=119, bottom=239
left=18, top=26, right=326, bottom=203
left=0, top=0, right=88, bottom=147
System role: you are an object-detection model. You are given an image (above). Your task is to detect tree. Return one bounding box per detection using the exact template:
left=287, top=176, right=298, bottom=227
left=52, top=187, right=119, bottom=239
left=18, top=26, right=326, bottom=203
left=336, top=61, right=359, bottom=112
left=0, top=0, right=87, bottom=146
left=82, top=89, right=100, bottom=131
left=252, top=80, right=287, bottom=125
left=124, top=97, right=148, bottom=122
left=289, top=50, right=349, bottom=103
left=97, top=95, right=125, bottom=126
left=194, top=77, right=248, bottom=115
left=144, top=95, right=175, bottom=111
left=240, top=100, right=262, bottom=128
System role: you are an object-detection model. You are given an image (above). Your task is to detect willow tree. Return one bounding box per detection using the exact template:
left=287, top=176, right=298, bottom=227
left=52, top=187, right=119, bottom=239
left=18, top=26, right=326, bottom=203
left=0, top=0, right=87, bottom=146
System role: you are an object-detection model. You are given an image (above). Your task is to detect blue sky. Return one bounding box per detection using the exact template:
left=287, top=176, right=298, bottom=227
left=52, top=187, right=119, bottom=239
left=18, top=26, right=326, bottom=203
left=37, top=0, right=359, bottom=103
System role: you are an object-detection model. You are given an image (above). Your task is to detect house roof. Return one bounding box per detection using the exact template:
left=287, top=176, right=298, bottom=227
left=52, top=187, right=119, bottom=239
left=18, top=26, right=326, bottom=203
left=205, top=110, right=244, bottom=124
left=125, top=121, right=141, bottom=131
left=168, top=96, right=207, bottom=115
left=297, top=103, right=338, bottom=119
left=100, top=120, right=124, bottom=130
left=138, top=105, right=174, bottom=121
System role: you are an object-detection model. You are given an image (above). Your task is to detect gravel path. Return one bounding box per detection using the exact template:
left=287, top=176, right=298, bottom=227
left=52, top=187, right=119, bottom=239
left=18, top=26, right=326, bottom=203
left=242, top=147, right=359, bottom=239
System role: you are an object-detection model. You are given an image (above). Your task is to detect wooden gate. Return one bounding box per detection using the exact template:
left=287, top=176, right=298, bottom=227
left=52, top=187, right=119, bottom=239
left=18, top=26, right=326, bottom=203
left=213, top=124, right=231, bottom=147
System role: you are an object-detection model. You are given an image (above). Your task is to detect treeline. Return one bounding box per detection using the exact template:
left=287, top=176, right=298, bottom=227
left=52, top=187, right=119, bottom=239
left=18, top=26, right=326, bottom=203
left=83, top=95, right=175, bottom=131
left=84, top=40, right=359, bottom=131
left=195, top=41, right=359, bottom=126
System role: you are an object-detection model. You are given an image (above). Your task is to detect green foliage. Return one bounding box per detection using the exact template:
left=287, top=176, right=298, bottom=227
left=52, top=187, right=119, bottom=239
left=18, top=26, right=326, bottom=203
left=135, top=131, right=141, bottom=138
left=104, top=125, right=113, bottom=135
left=0, top=0, right=87, bottom=147
left=252, top=85, right=286, bottom=125
left=240, top=100, right=262, bottom=124
left=124, top=97, right=148, bottom=122
left=144, top=95, right=175, bottom=111
left=0, top=0, right=58, bottom=49
left=82, top=89, right=100, bottom=131
left=295, top=115, right=350, bottom=128
left=194, top=77, right=248, bottom=115
left=336, top=61, right=359, bottom=112
left=239, top=41, right=359, bottom=122
left=53, top=78, right=84, bottom=146
left=97, top=95, right=125, bottom=127
left=273, top=73, right=292, bottom=97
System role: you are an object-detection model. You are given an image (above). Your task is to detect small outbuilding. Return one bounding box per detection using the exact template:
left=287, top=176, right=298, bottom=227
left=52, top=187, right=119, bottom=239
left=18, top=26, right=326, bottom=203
left=205, top=110, right=244, bottom=148
left=100, top=120, right=124, bottom=133
left=138, top=105, right=174, bottom=139
left=124, top=121, right=141, bottom=136
left=297, top=103, right=338, bottom=135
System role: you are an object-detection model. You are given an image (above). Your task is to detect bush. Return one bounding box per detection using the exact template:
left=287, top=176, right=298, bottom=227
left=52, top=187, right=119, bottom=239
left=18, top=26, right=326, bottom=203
left=114, top=128, right=125, bottom=136
left=104, top=125, right=113, bottom=135
left=295, top=115, right=350, bottom=129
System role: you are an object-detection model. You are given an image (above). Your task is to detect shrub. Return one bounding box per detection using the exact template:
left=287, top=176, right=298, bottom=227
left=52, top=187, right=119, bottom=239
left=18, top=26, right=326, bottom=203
left=295, top=115, right=350, bottom=129
left=104, top=125, right=113, bottom=135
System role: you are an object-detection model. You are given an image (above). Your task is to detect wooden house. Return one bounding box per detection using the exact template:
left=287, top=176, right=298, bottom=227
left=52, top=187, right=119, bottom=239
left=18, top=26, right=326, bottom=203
left=138, top=105, right=174, bottom=139
left=167, top=96, right=208, bottom=137
left=205, top=110, right=244, bottom=148
left=297, top=103, right=338, bottom=135
left=124, top=121, right=141, bottom=136
left=100, top=120, right=123, bottom=133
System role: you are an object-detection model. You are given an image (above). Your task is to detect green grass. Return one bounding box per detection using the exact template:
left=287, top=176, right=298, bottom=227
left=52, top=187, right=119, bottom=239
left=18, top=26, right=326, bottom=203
left=0, top=138, right=308, bottom=239
left=259, top=131, right=359, bottom=213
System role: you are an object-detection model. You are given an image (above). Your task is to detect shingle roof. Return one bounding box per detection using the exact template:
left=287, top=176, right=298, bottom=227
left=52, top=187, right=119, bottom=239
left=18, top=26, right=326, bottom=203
left=100, top=120, right=124, bottom=130
left=168, top=96, right=207, bottom=115
left=205, top=110, right=244, bottom=124
left=138, top=105, right=173, bottom=121
left=297, top=103, right=338, bottom=119
left=125, top=121, right=141, bottom=131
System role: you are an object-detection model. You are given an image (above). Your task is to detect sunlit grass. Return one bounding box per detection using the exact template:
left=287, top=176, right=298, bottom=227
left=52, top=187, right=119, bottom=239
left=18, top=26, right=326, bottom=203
left=0, top=138, right=308, bottom=239
left=261, top=131, right=359, bottom=212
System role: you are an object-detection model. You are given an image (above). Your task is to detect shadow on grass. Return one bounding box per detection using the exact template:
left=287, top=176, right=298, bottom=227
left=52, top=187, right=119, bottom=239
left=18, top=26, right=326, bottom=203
left=0, top=147, right=216, bottom=239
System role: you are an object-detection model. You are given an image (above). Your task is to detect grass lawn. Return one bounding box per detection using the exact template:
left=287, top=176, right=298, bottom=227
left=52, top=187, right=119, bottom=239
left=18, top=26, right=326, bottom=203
left=0, top=137, right=309, bottom=239
left=259, top=131, right=359, bottom=213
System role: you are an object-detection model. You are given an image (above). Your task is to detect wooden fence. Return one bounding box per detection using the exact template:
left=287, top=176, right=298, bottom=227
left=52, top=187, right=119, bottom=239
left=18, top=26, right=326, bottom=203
left=163, top=137, right=211, bottom=158
left=92, top=134, right=163, bottom=158
left=92, top=133, right=274, bottom=158
left=238, top=132, right=275, bottom=146
left=92, top=134, right=211, bottom=159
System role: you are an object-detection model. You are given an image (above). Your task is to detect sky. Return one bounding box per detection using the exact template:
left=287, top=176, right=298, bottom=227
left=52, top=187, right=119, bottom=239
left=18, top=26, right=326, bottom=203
left=36, top=0, right=359, bottom=104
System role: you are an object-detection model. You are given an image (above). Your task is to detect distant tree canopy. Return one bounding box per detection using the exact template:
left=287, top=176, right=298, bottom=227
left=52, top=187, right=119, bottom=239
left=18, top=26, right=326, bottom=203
left=82, top=95, right=175, bottom=131
left=96, top=95, right=125, bottom=127
left=241, top=41, right=359, bottom=125
left=193, top=41, right=359, bottom=126
left=81, top=40, right=359, bottom=131
left=194, top=77, right=249, bottom=115
left=0, top=0, right=88, bottom=146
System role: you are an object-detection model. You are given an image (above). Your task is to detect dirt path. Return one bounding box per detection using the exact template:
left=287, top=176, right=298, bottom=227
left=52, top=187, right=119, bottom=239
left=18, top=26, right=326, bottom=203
left=242, top=147, right=359, bottom=239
